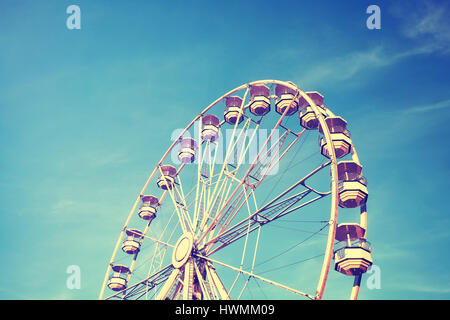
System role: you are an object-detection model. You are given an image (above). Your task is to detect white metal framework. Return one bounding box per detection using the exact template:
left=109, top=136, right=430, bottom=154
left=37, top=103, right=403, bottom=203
left=99, top=80, right=372, bottom=300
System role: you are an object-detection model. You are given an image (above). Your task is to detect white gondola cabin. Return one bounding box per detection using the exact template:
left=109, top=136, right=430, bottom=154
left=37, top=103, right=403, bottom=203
left=319, top=116, right=352, bottom=159
left=138, top=195, right=159, bottom=221
left=249, top=84, right=271, bottom=116
left=201, top=114, right=220, bottom=142
left=337, top=161, right=368, bottom=208
left=334, top=223, right=373, bottom=276
left=107, top=265, right=130, bottom=291
left=178, top=138, right=197, bottom=164
left=157, top=165, right=177, bottom=190
left=298, top=91, right=327, bottom=130
left=275, top=83, right=298, bottom=116
left=224, top=96, right=244, bottom=124
left=122, top=229, right=143, bottom=254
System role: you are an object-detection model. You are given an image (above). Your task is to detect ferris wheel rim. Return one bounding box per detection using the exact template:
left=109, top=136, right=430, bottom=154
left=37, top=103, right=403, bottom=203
left=99, top=79, right=367, bottom=301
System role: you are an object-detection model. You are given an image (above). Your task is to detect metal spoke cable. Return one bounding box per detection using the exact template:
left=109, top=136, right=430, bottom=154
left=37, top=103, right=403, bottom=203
left=133, top=246, right=168, bottom=273
left=250, top=223, right=329, bottom=269
left=261, top=151, right=326, bottom=189
left=246, top=280, right=254, bottom=299
left=261, top=130, right=309, bottom=204
left=265, top=223, right=329, bottom=236
left=260, top=151, right=322, bottom=187
left=283, top=151, right=325, bottom=173
left=277, top=219, right=329, bottom=223
left=254, top=278, right=268, bottom=299
left=259, top=253, right=324, bottom=275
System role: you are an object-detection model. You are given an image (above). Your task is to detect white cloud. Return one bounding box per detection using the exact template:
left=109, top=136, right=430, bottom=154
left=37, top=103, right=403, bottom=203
left=300, top=42, right=448, bottom=88
left=50, top=199, right=76, bottom=213
left=298, top=1, right=450, bottom=88
left=395, top=0, right=450, bottom=55
left=402, top=98, right=450, bottom=114
left=300, top=46, right=401, bottom=87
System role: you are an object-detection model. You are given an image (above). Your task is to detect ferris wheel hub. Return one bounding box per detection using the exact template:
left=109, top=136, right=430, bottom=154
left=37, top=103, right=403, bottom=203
left=172, top=232, right=195, bottom=269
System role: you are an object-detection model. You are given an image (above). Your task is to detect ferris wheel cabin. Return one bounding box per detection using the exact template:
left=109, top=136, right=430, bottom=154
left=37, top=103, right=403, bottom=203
left=275, top=83, right=298, bottom=116
left=157, top=165, right=177, bottom=190
left=138, top=195, right=159, bottom=221
left=178, top=137, right=197, bottom=164
left=107, top=264, right=130, bottom=291
left=201, top=114, right=220, bottom=142
left=319, top=116, right=352, bottom=159
left=298, top=91, right=327, bottom=130
left=337, top=161, right=368, bottom=208
left=122, top=229, right=143, bottom=254
left=334, top=223, right=373, bottom=276
left=249, top=84, right=271, bottom=116
left=224, top=96, right=244, bottom=125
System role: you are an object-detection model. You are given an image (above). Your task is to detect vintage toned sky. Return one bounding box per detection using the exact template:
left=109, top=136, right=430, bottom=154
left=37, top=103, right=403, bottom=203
left=1, top=0, right=449, bottom=299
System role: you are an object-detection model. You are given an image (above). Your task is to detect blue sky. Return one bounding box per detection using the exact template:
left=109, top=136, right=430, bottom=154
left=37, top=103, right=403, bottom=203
left=1, top=0, right=450, bottom=299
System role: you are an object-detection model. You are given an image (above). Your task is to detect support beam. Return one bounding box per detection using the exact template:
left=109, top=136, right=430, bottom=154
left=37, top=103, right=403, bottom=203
left=205, top=262, right=230, bottom=300
left=156, top=268, right=181, bottom=300
left=196, top=254, right=314, bottom=300
left=182, top=259, right=194, bottom=300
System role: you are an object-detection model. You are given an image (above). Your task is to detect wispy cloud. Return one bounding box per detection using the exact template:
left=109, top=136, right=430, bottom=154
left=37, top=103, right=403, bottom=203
left=403, top=98, right=450, bottom=114
left=300, top=46, right=408, bottom=87
left=50, top=200, right=76, bottom=214
left=300, top=1, right=450, bottom=88
left=393, top=0, right=450, bottom=55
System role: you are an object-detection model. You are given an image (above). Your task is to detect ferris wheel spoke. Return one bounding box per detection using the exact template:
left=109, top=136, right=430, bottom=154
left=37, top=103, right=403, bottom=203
left=169, top=282, right=184, bottom=300
left=156, top=267, right=182, bottom=300
left=199, top=166, right=232, bottom=234
left=193, top=135, right=214, bottom=230
left=143, top=182, right=200, bottom=291
left=140, top=233, right=175, bottom=248
left=244, top=91, right=300, bottom=183
left=201, top=119, right=254, bottom=233
left=144, top=201, right=188, bottom=298
left=158, top=166, right=194, bottom=234
left=122, top=177, right=199, bottom=291
left=204, top=261, right=230, bottom=300
left=192, top=259, right=215, bottom=300
left=236, top=217, right=262, bottom=300
left=174, top=175, right=196, bottom=232
left=196, top=119, right=258, bottom=242
left=199, top=118, right=306, bottom=245
left=195, top=253, right=315, bottom=300
left=235, top=186, right=261, bottom=274
left=196, top=171, right=231, bottom=240
left=204, top=161, right=332, bottom=255
left=201, top=89, right=250, bottom=221
left=206, top=189, right=329, bottom=256
left=246, top=130, right=290, bottom=184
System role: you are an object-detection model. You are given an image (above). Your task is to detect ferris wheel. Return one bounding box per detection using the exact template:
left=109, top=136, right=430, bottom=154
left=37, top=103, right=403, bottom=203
left=98, top=80, right=373, bottom=300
